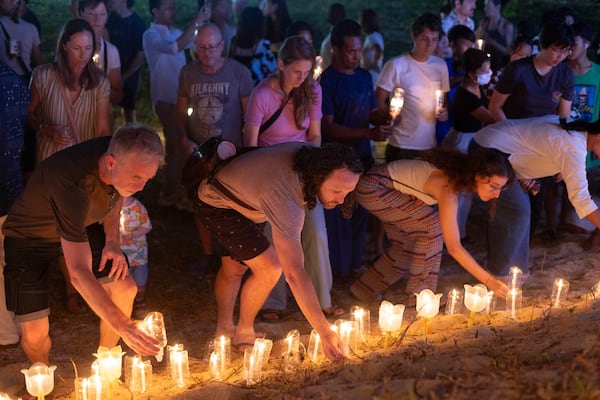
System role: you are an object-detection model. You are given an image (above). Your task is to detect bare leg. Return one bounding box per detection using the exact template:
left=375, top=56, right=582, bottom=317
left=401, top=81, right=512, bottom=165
left=214, top=256, right=246, bottom=337
left=20, top=318, right=51, bottom=364
left=99, top=277, right=137, bottom=347
left=232, top=247, right=281, bottom=345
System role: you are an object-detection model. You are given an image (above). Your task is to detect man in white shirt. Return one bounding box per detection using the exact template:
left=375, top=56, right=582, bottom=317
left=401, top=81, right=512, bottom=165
left=376, top=12, right=449, bottom=162
left=143, top=0, right=209, bottom=209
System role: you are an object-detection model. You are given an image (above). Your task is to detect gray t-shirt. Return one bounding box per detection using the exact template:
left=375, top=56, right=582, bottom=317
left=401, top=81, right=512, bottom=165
left=178, top=58, right=253, bottom=147
left=197, top=142, right=307, bottom=240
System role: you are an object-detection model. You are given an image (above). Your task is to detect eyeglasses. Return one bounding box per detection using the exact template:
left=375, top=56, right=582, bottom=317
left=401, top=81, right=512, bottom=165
left=549, top=45, right=572, bottom=56
left=196, top=40, right=223, bottom=52
left=489, top=183, right=507, bottom=193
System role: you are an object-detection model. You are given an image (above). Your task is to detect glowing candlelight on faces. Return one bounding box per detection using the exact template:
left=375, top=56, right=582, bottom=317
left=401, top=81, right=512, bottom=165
left=464, top=284, right=488, bottom=327
left=313, top=55, right=323, bottom=80
left=351, top=305, right=370, bottom=342
left=509, top=266, right=524, bottom=289
left=143, top=312, right=168, bottom=361
left=445, top=289, right=463, bottom=315
left=389, top=87, right=405, bottom=126
left=506, top=288, right=522, bottom=320
left=169, top=348, right=189, bottom=388
left=21, top=362, right=56, bottom=400
left=307, top=330, right=322, bottom=362
left=551, top=278, right=570, bottom=308
left=93, top=345, right=125, bottom=382
left=476, top=38, right=485, bottom=50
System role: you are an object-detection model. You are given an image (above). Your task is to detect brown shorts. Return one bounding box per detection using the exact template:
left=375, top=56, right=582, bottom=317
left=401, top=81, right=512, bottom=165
left=195, top=202, right=270, bottom=262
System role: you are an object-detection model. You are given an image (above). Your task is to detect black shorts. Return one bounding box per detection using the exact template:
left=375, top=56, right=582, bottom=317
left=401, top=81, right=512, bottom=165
left=4, top=222, right=120, bottom=321
left=195, top=202, right=270, bottom=263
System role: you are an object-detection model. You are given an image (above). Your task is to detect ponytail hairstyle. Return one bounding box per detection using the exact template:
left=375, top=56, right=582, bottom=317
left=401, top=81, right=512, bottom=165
left=277, top=35, right=317, bottom=130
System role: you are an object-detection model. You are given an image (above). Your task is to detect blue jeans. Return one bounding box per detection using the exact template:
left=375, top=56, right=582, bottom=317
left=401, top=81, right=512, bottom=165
left=486, top=181, right=531, bottom=275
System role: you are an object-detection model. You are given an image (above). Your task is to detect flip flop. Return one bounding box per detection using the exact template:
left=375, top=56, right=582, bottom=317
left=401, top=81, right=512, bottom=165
left=232, top=342, right=255, bottom=354
left=322, top=304, right=346, bottom=318
left=259, top=308, right=283, bottom=322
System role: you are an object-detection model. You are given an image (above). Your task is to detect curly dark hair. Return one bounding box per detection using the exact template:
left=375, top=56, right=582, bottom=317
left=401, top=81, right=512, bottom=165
left=421, top=146, right=515, bottom=192
left=293, top=143, right=363, bottom=210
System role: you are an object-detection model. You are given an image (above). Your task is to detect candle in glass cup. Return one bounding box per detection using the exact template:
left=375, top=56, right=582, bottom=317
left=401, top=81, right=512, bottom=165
left=251, top=338, right=273, bottom=373
left=338, top=320, right=359, bottom=356
left=313, top=55, right=324, bottom=80
left=93, top=345, right=125, bottom=382
left=506, top=288, right=522, bottom=319
left=125, top=356, right=151, bottom=393
left=476, top=38, right=485, bottom=50
left=434, top=90, right=444, bottom=113
left=169, top=349, right=189, bottom=388
left=143, top=312, right=167, bottom=362
left=551, top=278, right=569, bottom=308
left=508, top=266, right=524, bottom=289
left=445, top=289, right=463, bottom=315
left=307, top=330, right=321, bottom=362
left=21, top=363, right=56, bottom=400
left=209, top=351, right=223, bottom=381
left=389, top=87, right=405, bottom=125
left=351, top=305, right=370, bottom=342
left=215, top=335, right=231, bottom=371
left=243, top=349, right=258, bottom=385
left=485, top=290, right=496, bottom=314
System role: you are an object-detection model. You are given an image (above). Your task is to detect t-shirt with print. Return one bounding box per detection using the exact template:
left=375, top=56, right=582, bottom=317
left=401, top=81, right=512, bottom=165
left=377, top=53, right=450, bottom=150
left=197, top=142, right=307, bottom=241
left=120, top=197, right=151, bottom=267
left=245, top=78, right=322, bottom=146
left=178, top=58, right=253, bottom=147
left=494, top=56, right=574, bottom=118
left=571, top=62, right=600, bottom=122
left=320, top=66, right=376, bottom=159
left=3, top=137, right=118, bottom=242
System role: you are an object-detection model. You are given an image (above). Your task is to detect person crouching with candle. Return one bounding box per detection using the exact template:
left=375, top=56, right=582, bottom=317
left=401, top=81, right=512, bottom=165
left=350, top=147, right=513, bottom=306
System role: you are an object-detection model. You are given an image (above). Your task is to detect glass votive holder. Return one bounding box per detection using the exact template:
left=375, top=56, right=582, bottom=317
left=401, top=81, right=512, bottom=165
left=338, top=320, right=359, bottom=356
left=507, top=266, right=524, bottom=289
left=124, top=356, right=152, bottom=393
left=484, top=290, right=496, bottom=314
left=505, top=288, right=522, bottom=319
left=243, top=348, right=259, bottom=385
left=551, top=278, right=570, bottom=308
left=445, top=289, right=463, bottom=315
left=307, top=330, right=321, bottom=362
left=350, top=306, right=371, bottom=342
left=169, top=349, right=189, bottom=388
left=214, top=335, right=231, bottom=371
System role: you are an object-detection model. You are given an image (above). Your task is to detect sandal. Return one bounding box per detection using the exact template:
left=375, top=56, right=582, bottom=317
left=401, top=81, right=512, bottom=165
left=322, top=304, right=346, bottom=318
left=65, top=293, right=86, bottom=314
left=259, top=309, right=283, bottom=322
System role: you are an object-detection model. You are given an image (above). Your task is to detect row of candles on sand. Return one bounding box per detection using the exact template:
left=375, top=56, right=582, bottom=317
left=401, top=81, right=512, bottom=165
left=10, top=269, right=600, bottom=398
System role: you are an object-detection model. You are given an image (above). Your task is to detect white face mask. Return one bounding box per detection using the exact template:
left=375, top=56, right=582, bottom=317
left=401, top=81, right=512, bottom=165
left=476, top=70, right=492, bottom=85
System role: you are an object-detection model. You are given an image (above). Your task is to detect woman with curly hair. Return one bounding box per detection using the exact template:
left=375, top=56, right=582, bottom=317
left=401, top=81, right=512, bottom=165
left=350, top=147, right=513, bottom=306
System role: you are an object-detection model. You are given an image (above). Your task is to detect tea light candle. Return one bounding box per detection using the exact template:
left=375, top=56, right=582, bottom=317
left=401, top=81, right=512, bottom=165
left=506, top=288, right=522, bottom=319
left=307, top=330, right=321, bottom=362
left=169, top=349, right=189, bottom=388
left=551, top=278, right=570, bottom=308
left=351, top=306, right=370, bottom=342
left=93, top=345, right=125, bottom=382
left=445, top=289, right=463, bottom=315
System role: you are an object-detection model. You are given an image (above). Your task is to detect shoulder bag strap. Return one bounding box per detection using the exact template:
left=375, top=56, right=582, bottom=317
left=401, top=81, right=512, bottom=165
left=258, top=88, right=295, bottom=135
left=0, top=21, right=31, bottom=77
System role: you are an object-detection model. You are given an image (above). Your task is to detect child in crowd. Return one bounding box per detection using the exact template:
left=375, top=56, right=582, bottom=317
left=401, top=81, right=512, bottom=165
left=120, top=196, right=152, bottom=319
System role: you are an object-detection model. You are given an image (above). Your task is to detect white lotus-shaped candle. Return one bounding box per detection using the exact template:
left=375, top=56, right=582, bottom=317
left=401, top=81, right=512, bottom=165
left=21, top=362, right=57, bottom=400
left=378, top=300, right=405, bottom=333
left=416, top=289, right=442, bottom=318
left=464, top=284, right=488, bottom=312
left=378, top=300, right=405, bottom=349
left=464, top=284, right=488, bottom=327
